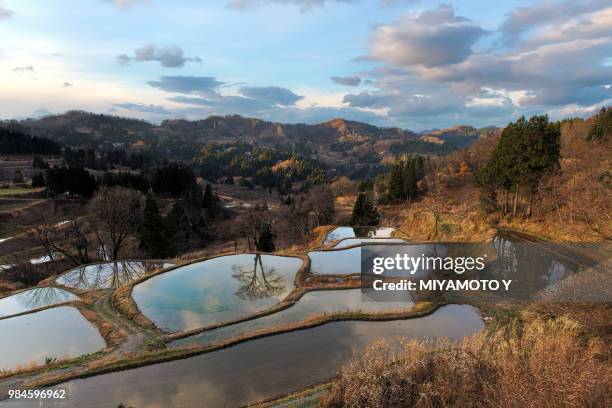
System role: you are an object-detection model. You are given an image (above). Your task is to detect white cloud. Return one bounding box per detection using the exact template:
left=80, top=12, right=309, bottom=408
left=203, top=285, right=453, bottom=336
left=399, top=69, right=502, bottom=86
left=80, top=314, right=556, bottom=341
left=367, top=5, right=487, bottom=68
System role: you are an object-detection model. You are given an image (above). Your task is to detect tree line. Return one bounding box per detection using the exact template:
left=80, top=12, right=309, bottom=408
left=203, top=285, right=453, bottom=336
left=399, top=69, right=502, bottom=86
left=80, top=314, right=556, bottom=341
left=0, top=128, right=61, bottom=155
left=193, top=142, right=326, bottom=192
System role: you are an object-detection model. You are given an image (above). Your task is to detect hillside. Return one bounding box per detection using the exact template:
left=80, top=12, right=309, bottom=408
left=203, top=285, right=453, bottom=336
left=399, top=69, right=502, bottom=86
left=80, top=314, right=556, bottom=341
left=0, top=111, right=493, bottom=178
left=418, top=125, right=498, bottom=148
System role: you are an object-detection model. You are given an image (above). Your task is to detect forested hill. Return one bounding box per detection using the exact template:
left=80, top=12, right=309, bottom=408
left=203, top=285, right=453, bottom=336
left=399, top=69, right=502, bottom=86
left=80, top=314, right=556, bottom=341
left=2, top=111, right=489, bottom=154
left=0, top=128, right=61, bottom=155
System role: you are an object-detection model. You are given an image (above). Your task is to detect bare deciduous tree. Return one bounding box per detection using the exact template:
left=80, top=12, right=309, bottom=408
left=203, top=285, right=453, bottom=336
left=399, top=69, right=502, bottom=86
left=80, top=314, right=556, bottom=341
left=88, top=186, right=143, bottom=260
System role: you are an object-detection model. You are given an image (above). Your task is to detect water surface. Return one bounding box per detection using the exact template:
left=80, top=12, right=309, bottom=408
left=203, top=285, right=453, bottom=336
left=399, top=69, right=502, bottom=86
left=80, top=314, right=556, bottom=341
left=323, top=226, right=395, bottom=245
left=56, top=261, right=174, bottom=290
left=132, top=254, right=303, bottom=332
left=0, top=287, right=78, bottom=319
left=333, top=238, right=406, bottom=249
left=0, top=306, right=106, bottom=371
left=42, top=305, right=482, bottom=408
left=172, top=288, right=414, bottom=347
left=309, top=247, right=361, bottom=275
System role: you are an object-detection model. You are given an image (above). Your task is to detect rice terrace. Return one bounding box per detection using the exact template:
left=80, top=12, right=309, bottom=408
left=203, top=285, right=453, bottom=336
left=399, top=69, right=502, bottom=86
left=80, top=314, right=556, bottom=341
left=0, top=0, right=610, bottom=407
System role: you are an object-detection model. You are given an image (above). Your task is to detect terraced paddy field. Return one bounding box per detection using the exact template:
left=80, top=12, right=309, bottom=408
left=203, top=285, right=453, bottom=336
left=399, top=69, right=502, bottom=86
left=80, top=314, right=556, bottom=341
left=132, top=254, right=303, bottom=332
left=0, top=227, right=603, bottom=408
left=55, top=261, right=175, bottom=290
left=0, top=306, right=105, bottom=372
left=0, top=287, right=78, bottom=319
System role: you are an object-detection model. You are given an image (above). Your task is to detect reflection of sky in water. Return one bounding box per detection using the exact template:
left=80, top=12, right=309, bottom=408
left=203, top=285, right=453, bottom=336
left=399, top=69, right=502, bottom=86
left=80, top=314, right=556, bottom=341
left=48, top=305, right=483, bottom=408
left=309, top=247, right=361, bottom=275
left=0, top=306, right=105, bottom=371
left=172, top=288, right=414, bottom=348
left=323, top=227, right=355, bottom=245
left=132, top=255, right=303, bottom=332
left=314, top=235, right=587, bottom=300
left=323, top=226, right=396, bottom=245
left=0, top=287, right=78, bottom=318
left=333, top=238, right=406, bottom=249
left=56, top=261, right=174, bottom=290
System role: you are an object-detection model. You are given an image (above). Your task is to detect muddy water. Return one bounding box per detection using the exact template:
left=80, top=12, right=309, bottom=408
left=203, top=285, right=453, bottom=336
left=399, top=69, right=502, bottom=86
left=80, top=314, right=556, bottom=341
left=35, top=305, right=482, bottom=408
left=0, top=306, right=106, bottom=371
left=0, top=287, right=78, bottom=319
left=132, top=254, right=303, bottom=332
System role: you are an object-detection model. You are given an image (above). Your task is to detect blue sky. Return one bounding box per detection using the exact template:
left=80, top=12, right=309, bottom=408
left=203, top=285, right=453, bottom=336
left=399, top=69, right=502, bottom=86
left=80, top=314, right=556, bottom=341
left=0, top=0, right=610, bottom=130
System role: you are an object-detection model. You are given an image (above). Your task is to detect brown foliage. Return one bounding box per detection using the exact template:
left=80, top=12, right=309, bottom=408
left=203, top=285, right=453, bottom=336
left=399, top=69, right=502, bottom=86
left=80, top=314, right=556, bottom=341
left=321, top=317, right=611, bottom=408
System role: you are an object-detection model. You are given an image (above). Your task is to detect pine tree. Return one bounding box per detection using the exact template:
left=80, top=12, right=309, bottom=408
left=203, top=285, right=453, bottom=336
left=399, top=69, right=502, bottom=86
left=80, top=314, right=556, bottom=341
left=256, top=222, right=276, bottom=252
left=475, top=115, right=560, bottom=216
left=403, top=158, right=417, bottom=199
left=350, top=192, right=379, bottom=226
left=138, top=194, right=166, bottom=257
left=388, top=160, right=404, bottom=201
left=203, top=184, right=214, bottom=208
left=587, top=106, right=611, bottom=142
left=31, top=172, right=45, bottom=187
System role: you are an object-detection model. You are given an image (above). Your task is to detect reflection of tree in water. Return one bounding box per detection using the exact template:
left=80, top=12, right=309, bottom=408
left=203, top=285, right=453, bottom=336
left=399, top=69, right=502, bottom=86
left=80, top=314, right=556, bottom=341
left=18, top=287, right=75, bottom=309
left=486, top=235, right=580, bottom=298
left=232, top=254, right=285, bottom=300
left=353, top=226, right=376, bottom=238
left=61, top=262, right=146, bottom=289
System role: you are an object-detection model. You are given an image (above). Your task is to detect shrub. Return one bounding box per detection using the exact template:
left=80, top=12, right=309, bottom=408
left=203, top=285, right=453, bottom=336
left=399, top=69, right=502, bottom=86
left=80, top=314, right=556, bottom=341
left=320, top=317, right=610, bottom=408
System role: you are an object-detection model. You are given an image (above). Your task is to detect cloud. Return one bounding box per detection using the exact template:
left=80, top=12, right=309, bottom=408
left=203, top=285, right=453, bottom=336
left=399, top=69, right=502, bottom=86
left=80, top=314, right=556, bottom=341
left=238, top=86, right=303, bottom=105
left=0, top=4, right=12, bottom=19
left=117, top=45, right=202, bottom=68
left=147, top=76, right=224, bottom=95
left=13, top=66, right=34, bottom=72
left=116, top=54, right=131, bottom=66
left=343, top=91, right=394, bottom=108
left=367, top=4, right=487, bottom=68
left=144, top=75, right=382, bottom=124
left=113, top=102, right=174, bottom=114
left=331, top=76, right=361, bottom=86
left=500, top=0, right=610, bottom=46
left=63, top=82, right=73, bottom=88
left=347, top=1, right=612, bottom=128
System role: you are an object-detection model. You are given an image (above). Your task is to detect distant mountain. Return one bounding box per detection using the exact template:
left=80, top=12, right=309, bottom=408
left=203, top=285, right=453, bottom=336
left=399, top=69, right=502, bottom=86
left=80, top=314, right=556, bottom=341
left=418, top=125, right=499, bottom=148
left=1, top=111, right=487, bottom=164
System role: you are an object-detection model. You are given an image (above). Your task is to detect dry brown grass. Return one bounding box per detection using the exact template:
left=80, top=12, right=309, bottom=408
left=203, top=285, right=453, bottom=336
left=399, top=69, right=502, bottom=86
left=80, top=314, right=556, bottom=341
left=320, top=316, right=611, bottom=408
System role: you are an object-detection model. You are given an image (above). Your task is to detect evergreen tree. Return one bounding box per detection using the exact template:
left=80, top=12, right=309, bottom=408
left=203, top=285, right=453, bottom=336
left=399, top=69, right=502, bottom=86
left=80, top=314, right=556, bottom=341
left=138, top=194, right=166, bottom=257
left=587, top=106, right=611, bottom=142
left=32, top=155, right=49, bottom=169
left=350, top=192, right=380, bottom=226
left=388, top=160, right=404, bottom=200
left=203, top=184, right=213, bottom=209
left=31, top=172, right=45, bottom=187
left=256, top=222, right=276, bottom=252
left=475, top=115, right=560, bottom=215
left=403, top=158, right=417, bottom=199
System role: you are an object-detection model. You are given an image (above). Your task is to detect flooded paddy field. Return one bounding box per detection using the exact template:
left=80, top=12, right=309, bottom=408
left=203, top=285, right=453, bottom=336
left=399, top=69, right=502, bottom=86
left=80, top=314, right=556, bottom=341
left=55, top=261, right=174, bottom=290
left=323, top=226, right=396, bottom=245
left=0, top=306, right=106, bottom=371
left=172, top=288, right=414, bottom=347
left=34, top=305, right=483, bottom=408
left=0, top=287, right=78, bottom=319
left=132, top=254, right=303, bottom=332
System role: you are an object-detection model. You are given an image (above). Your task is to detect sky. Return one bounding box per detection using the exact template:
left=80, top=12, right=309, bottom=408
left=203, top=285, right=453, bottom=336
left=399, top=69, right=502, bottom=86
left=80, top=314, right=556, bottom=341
left=0, top=0, right=610, bottom=131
